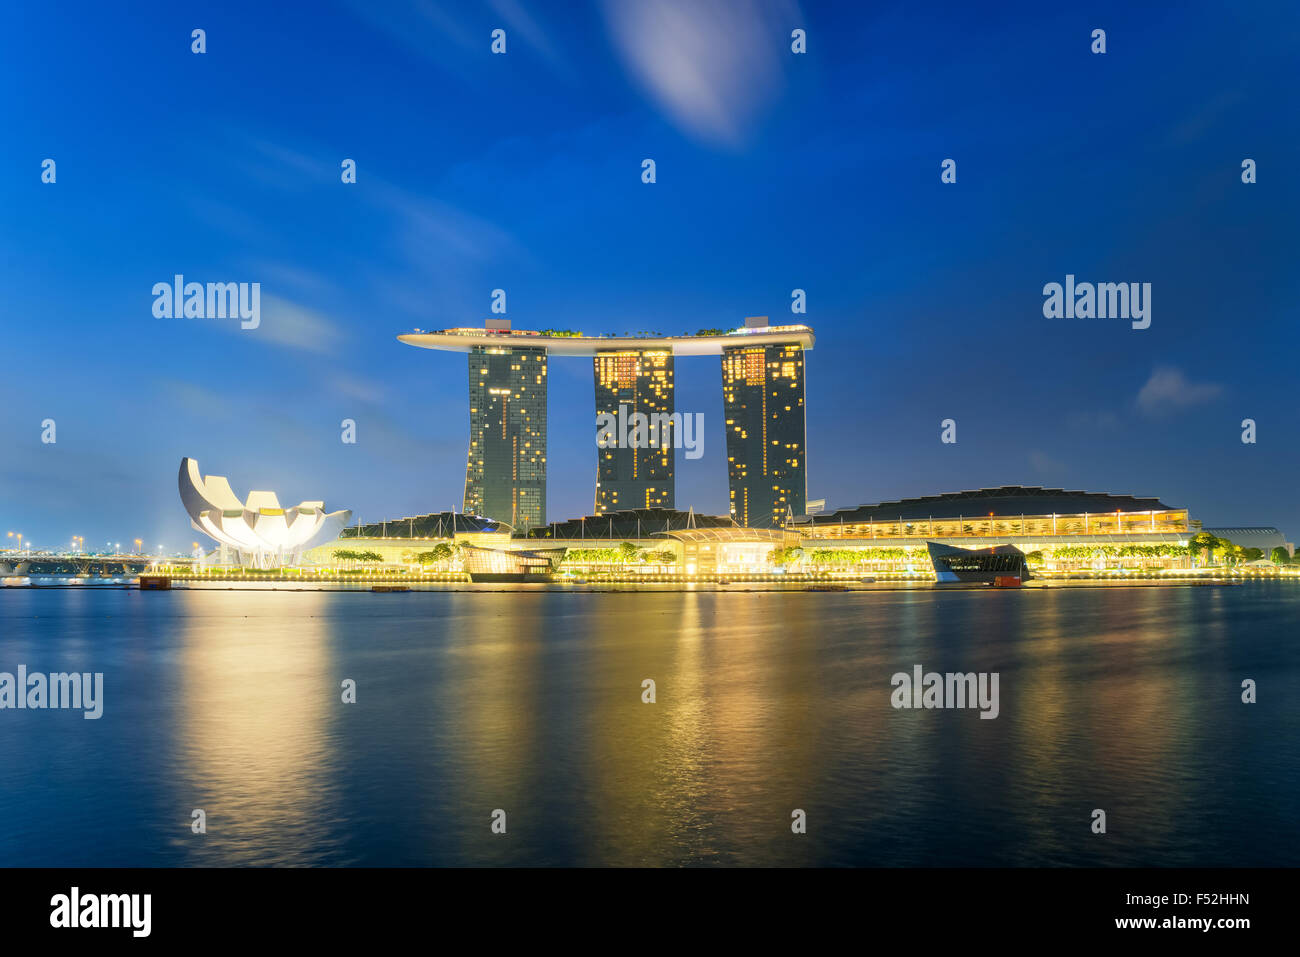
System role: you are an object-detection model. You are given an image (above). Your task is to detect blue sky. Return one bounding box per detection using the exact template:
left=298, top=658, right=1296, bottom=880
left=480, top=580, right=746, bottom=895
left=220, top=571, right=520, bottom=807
left=1, top=0, right=1297, bottom=551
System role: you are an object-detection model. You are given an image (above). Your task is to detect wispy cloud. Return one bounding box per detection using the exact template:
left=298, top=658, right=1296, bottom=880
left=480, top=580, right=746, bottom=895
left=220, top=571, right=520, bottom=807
left=340, top=0, right=571, bottom=76
left=244, top=139, right=331, bottom=185
left=372, top=182, right=519, bottom=267
left=252, top=294, right=346, bottom=355
left=1136, top=365, right=1223, bottom=417
left=223, top=132, right=526, bottom=324
left=241, top=130, right=521, bottom=265
left=157, top=379, right=232, bottom=421
left=338, top=0, right=479, bottom=58
left=251, top=261, right=341, bottom=300
left=160, top=290, right=346, bottom=357
left=487, top=0, right=572, bottom=75
left=600, top=0, right=800, bottom=148
left=335, top=375, right=387, bottom=405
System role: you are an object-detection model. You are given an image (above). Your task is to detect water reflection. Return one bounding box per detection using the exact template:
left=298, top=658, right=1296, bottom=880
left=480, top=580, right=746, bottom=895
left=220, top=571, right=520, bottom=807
left=170, top=591, right=338, bottom=865
left=0, top=584, right=1295, bottom=866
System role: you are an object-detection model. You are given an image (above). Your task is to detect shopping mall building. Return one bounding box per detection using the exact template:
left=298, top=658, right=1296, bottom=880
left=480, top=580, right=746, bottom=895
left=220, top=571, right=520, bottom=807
left=793, top=486, right=1291, bottom=573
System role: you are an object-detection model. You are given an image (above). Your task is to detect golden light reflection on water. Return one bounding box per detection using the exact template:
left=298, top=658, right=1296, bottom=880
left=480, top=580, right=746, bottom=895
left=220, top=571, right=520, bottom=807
left=583, top=592, right=712, bottom=864
left=581, top=593, right=880, bottom=865
left=425, top=596, right=548, bottom=864
left=1003, top=588, right=1217, bottom=864
left=170, top=591, right=335, bottom=865
left=105, top=584, right=1294, bottom=867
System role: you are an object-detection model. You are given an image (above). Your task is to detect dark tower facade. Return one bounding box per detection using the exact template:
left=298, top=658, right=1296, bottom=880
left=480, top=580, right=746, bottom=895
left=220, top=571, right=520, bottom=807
left=593, top=349, right=675, bottom=513
left=464, top=345, right=547, bottom=530
left=721, top=341, right=807, bottom=527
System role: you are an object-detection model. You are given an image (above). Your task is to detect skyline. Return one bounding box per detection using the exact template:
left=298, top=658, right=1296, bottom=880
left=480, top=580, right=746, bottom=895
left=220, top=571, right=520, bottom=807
left=2, top=0, right=1299, bottom=550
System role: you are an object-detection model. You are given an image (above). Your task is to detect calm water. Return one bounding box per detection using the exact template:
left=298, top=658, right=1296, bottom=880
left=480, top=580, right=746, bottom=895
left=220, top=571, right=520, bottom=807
left=0, top=584, right=1296, bottom=867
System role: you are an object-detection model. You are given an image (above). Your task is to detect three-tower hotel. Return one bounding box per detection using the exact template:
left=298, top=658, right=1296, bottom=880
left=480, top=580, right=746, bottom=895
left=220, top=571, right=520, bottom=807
left=399, top=317, right=815, bottom=530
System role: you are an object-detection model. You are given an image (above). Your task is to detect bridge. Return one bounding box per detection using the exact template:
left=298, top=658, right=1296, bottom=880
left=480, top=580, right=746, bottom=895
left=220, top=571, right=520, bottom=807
left=0, top=554, right=187, bottom=577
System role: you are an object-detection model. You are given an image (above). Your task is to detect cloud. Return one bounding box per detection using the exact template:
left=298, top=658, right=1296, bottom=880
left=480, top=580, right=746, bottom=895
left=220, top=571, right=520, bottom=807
left=335, top=375, right=387, bottom=405
left=1136, top=366, right=1223, bottom=417
left=251, top=294, right=346, bottom=355
left=487, top=0, right=571, bottom=75
left=158, top=379, right=232, bottom=420
left=251, top=261, right=340, bottom=300
left=600, top=0, right=800, bottom=148
left=341, top=0, right=570, bottom=75
left=339, top=0, right=478, bottom=58
left=245, top=139, right=331, bottom=185
left=375, top=186, right=519, bottom=267
left=237, top=131, right=524, bottom=274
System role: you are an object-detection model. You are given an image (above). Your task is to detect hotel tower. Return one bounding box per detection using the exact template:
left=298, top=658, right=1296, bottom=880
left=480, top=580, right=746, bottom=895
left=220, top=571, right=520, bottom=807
left=463, top=329, right=548, bottom=530
left=593, top=349, right=675, bottom=513
left=721, top=318, right=808, bottom=528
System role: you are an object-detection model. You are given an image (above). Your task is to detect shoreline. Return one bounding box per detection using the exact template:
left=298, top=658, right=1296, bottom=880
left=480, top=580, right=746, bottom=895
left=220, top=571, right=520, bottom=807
left=0, top=577, right=1257, bottom=593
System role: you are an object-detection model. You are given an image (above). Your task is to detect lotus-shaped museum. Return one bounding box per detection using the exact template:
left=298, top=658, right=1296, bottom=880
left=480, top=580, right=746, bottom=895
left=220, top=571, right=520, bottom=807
left=179, top=457, right=351, bottom=568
